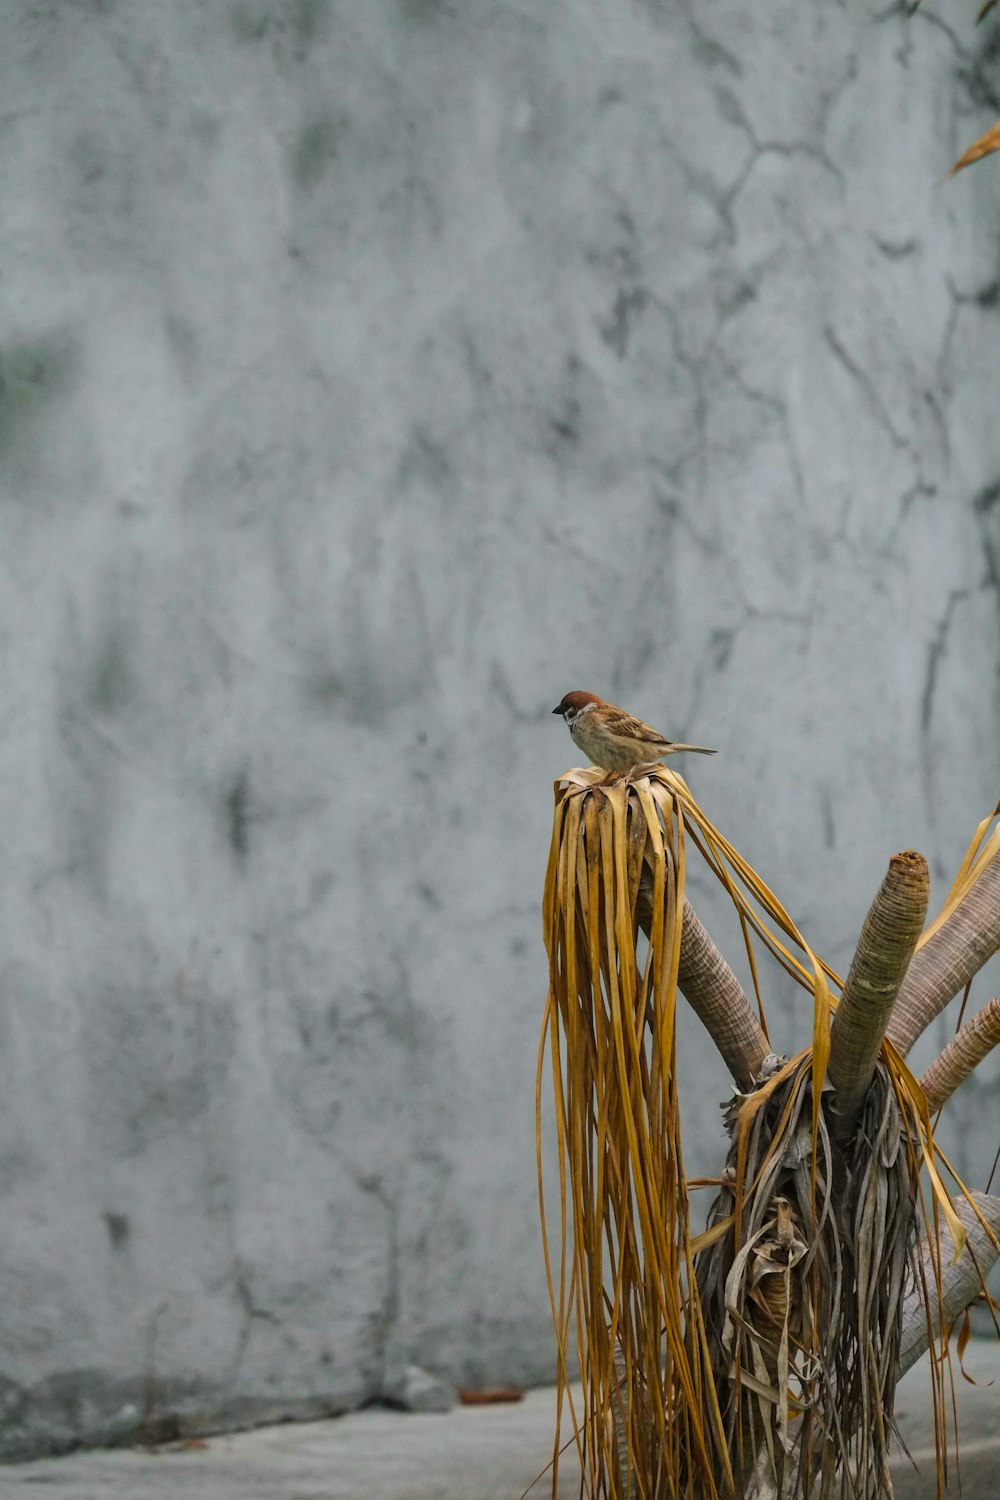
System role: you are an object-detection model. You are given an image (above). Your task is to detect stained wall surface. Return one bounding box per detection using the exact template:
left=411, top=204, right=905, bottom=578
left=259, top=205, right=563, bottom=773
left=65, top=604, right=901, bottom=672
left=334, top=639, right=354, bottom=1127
left=1, top=0, right=999, bottom=1458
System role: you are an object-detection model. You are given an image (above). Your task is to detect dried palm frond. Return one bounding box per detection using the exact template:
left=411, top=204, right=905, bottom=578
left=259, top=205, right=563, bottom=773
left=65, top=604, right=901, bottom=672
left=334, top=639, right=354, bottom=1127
left=696, top=1058, right=918, bottom=1499
left=733, top=1192, right=1000, bottom=1500
left=539, top=763, right=729, bottom=1500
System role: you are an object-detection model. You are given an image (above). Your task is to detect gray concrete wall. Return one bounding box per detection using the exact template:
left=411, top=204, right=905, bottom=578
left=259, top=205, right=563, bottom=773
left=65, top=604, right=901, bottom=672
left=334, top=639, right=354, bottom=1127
left=1, top=0, right=999, bottom=1461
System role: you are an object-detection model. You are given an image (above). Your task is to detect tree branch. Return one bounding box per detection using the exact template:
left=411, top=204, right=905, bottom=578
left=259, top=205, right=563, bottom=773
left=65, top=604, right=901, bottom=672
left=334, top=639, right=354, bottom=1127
left=899, top=1191, right=1000, bottom=1374
left=917, top=995, right=1000, bottom=1112
left=887, top=853, right=1000, bottom=1056
left=637, top=868, right=770, bottom=1090
left=828, top=851, right=929, bottom=1136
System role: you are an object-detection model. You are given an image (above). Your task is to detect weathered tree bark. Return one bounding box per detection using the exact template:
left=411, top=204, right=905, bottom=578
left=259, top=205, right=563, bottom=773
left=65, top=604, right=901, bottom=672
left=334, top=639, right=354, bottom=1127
left=637, top=867, right=770, bottom=1090
left=898, top=1190, right=1000, bottom=1372
left=828, top=851, right=929, bottom=1137
left=887, top=853, right=1000, bottom=1057
left=918, top=995, right=1000, bottom=1112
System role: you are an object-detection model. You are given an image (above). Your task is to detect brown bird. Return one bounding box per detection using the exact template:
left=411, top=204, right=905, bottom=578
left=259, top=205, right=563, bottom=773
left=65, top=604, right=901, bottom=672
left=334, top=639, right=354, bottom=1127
left=552, top=690, right=716, bottom=772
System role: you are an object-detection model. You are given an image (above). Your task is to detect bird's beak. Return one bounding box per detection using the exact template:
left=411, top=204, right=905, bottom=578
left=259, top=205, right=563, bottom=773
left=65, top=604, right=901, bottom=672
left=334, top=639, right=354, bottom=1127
left=552, top=705, right=565, bottom=716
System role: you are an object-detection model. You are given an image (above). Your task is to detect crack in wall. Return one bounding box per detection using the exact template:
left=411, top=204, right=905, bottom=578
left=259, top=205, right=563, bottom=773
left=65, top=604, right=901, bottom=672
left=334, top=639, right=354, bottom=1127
left=228, top=1262, right=307, bottom=1391
left=354, top=1174, right=402, bottom=1394
left=921, top=587, right=972, bottom=737
left=823, top=324, right=910, bottom=453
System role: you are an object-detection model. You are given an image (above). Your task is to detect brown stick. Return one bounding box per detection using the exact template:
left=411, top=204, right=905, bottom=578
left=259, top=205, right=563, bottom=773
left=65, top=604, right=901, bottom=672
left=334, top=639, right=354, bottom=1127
left=828, top=851, right=929, bottom=1136
left=637, top=868, right=769, bottom=1090
left=887, top=853, right=1000, bottom=1057
left=918, top=995, right=1000, bottom=1112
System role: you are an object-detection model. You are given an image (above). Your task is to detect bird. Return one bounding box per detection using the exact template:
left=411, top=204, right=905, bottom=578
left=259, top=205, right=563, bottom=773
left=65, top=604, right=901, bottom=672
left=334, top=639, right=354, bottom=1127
left=552, top=690, right=716, bottom=772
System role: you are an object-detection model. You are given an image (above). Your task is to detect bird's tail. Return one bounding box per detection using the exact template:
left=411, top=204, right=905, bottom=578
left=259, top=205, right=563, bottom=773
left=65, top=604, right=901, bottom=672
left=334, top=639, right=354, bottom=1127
left=665, top=743, right=716, bottom=756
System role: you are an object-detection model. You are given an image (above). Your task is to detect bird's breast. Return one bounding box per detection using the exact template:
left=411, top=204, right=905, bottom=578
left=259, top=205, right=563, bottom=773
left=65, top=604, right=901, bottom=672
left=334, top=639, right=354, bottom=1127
left=571, top=720, right=652, bottom=771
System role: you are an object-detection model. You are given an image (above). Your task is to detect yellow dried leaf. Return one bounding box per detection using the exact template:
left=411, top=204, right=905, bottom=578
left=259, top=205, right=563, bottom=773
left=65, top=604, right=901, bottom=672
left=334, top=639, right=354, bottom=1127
left=949, top=116, right=1000, bottom=177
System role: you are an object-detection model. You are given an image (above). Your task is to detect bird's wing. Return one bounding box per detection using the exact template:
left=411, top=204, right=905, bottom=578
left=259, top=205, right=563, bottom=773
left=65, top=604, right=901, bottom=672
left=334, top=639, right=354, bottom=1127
left=605, top=708, right=667, bottom=746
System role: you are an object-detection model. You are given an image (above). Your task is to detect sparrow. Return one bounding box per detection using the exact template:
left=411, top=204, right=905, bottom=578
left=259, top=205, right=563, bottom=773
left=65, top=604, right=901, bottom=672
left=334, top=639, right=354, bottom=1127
left=552, top=690, right=716, bottom=772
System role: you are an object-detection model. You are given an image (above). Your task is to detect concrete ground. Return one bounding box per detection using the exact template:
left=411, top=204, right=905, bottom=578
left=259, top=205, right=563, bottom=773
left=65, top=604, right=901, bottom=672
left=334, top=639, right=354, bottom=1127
left=1, top=1341, right=998, bottom=1500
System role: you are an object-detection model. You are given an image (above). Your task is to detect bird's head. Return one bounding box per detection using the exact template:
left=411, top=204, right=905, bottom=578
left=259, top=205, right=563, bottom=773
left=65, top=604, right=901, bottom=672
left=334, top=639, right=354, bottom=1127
left=552, top=690, right=601, bottom=726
